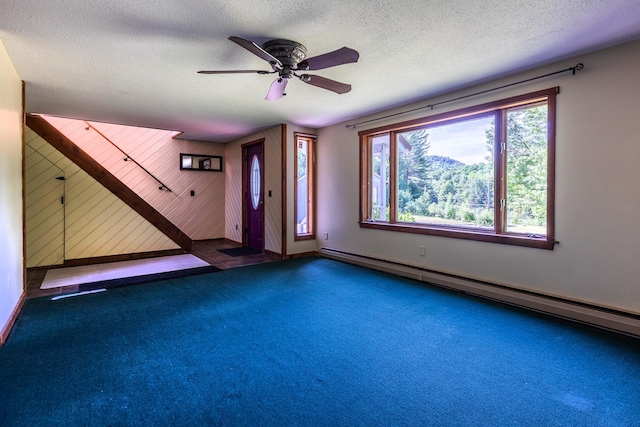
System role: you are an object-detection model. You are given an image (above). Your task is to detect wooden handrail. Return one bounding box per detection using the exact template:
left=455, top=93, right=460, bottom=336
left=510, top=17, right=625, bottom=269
left=26, top=114, right=192, bottom=251
left=84, top=121, right=172, bottom=192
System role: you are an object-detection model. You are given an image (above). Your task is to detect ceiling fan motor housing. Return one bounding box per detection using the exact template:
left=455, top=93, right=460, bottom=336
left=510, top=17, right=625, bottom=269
left=262, top=39, right=308, bottom=78
left=198, top=36, right=357, bottom=99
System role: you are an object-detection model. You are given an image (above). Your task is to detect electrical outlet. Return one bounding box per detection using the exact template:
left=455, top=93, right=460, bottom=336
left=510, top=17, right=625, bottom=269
left=419, top=246, right=426, bottom=257
left=324, top=232, right=329, bottom=240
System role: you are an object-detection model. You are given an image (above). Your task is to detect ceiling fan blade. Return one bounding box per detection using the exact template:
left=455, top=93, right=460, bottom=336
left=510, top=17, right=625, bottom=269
left=229, top=36, right=282, bottom=68
left=198, top=70, right=272, bottom=74
left=266, top=78, right=288, bottom=101
left=300, top=74, right=352, bottom=94
left=300, top=47, right=359, bottom=71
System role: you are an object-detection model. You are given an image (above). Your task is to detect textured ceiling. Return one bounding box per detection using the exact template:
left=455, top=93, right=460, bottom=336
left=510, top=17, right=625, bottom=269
left=2, top=0, right=640, bottom=142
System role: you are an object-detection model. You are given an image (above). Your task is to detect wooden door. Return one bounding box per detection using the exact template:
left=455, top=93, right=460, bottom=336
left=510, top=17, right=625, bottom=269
left=245, top=142, right=264, bottom=250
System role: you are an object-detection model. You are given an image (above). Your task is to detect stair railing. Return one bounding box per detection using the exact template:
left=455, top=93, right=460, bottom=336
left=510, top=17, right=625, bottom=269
left=83, top=122, right=172, bottom=192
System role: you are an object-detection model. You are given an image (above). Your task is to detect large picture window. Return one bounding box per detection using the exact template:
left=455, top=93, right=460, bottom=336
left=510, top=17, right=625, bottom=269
left=294, top=133, right=316, bottom=240
left=359, top=88, right=557, bottom=249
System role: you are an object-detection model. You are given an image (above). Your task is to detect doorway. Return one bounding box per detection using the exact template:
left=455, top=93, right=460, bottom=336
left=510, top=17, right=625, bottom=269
left=243, top=140, right=264, bottom=250
left=25, top=147, right=65, bottom=268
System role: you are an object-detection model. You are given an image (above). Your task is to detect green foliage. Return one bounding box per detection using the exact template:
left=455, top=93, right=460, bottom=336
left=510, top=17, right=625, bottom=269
left=398, top=211, right=416, bottom=223
left=398, top=129, right=432, bottom=201
left=297, top=150, right=307, bottom=178
left=372, top=204, right=388, bottom=221
left=505, top=106, right=548, bottom=227
left=371, top=205, right=415, bottom=223
left=398, top=189, right=413, bottom=212
left=463, top=210, right=476, bottom=223
left=404, top=192, right=431, bottom=215
left=445, top=205, right=457, bottom=220
left=477, top=210, right=494, bottom=226
left=388, top=104, right=546, bottom=230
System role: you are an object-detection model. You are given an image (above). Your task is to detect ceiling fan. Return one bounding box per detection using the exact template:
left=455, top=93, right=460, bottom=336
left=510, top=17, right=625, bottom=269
left=198, top=36, right=359, bottom=101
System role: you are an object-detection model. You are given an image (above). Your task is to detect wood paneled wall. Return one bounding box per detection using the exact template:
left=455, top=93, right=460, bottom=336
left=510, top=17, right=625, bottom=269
left=225, top=125, right=283, bottom=254
left=41, top=116, right=226, bottom=241
left=25, top=127, right=178, bottom=267
left=25, top=143, right=64, bottom=267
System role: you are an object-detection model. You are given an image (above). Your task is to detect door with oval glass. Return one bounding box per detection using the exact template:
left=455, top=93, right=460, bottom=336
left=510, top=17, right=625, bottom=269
left=244, top=141, right=264, bottom=250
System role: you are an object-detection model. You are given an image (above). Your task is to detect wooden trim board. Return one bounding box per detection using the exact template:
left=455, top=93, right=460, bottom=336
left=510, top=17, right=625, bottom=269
left=1, top=292, right=26, bottom=346
left=26, top=114, right=192, bottom=251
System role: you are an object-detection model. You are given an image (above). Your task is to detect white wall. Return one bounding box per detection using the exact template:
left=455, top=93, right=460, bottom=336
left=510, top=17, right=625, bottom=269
left=317, top=39, right=640, bottom=315
left=0, top=40, right=24, bottom=337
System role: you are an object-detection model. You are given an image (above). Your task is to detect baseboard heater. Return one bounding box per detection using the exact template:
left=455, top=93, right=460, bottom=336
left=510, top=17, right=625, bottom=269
left=319, top=247, right=640, bottom=338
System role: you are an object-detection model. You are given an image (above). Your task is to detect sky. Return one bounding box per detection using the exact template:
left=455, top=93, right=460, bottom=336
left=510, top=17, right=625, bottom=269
left=420, top=115, right=493, bottom=165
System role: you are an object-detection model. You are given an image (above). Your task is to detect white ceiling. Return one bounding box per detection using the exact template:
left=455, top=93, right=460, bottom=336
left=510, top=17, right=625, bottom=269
left=2, top=0, right=640, bottom=142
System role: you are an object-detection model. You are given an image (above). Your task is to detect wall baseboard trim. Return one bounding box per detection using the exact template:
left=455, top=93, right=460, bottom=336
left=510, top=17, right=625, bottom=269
left=264, top=249, right=283, bottom=259
left=1, top=292, right=26, bottom=346
left=26, top=249, right=187, bottom=271
left=62, top=249, right=186, bottom=268
left=284, top=251, right=318, bottom=260
left=319, top=247, right=640, bottom=338
left=193, top=238, right=227, bottom=244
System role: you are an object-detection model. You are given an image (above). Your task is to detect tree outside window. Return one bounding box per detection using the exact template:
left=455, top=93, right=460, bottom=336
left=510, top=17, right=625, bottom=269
left=359, top=88, right=557, bottom=249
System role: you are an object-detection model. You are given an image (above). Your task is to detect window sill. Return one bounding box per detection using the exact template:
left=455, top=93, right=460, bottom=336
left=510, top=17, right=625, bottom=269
left=359, top=221, right=556, bottom=250
left=294, top=234, right=316, bottom=241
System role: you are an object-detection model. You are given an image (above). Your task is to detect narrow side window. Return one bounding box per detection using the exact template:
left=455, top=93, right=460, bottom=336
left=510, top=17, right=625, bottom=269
left=294, top=133, right=316, bottom=240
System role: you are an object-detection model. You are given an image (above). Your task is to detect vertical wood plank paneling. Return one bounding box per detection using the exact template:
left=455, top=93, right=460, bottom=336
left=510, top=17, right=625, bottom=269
left=224, top=125, right=283, bottom=253
left=25, top=143, right=64, bottom=267
left=42, top=116, right=226, bottom=241
left=224, top=140, right=243, bottom=243
left=264, top=126, right=283, bottom=254
left=35, top=115, right=283, bottom=256
left=25, top=127, right=179, bottom=265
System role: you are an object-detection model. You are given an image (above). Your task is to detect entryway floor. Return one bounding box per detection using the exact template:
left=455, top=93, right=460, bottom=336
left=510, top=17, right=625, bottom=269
left=26, top=240, right=279, bottom=299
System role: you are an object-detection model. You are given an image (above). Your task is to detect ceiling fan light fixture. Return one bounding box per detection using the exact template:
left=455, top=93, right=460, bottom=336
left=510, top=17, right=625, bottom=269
left=262, top=39, right=308, bottom=69
left=198, top=36, right=359, bottom=100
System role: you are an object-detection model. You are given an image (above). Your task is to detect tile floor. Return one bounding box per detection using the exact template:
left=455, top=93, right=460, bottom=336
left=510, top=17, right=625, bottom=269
left=26, top=240, right=280, bottom=299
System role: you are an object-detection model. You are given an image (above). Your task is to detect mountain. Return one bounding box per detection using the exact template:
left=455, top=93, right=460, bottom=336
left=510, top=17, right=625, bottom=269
left=428, top=155, right=465, bottom=168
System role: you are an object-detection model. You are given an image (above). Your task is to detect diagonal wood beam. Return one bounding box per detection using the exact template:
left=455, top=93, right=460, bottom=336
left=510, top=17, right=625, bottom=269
left=26, top=114, right=192, bottom=251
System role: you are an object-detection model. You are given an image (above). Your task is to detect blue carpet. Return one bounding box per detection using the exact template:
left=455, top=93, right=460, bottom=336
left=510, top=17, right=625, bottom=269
left=1, top=257, right=639, bottom=426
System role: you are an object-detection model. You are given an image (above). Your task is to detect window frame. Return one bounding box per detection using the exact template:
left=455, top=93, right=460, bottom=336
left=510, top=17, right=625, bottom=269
left=359, top=87, right=558, bottom=250
left=294, top=132, right=316, bottom=241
